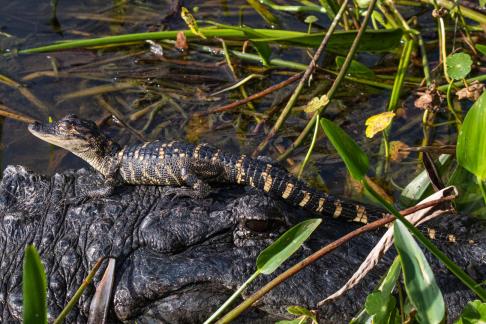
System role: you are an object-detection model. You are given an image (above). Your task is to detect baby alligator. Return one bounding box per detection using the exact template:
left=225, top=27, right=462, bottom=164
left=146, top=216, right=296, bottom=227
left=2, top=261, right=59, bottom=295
left=29, top=115, right=383, bottom=224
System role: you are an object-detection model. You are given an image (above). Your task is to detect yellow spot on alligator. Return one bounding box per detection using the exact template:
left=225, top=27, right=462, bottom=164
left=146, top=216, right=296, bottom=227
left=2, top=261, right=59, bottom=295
left=263, top=175, right=273, bottom=192
left=236, top=155, right=246, bottom=184
left=468, top=240, right=475, bottom=244
left=159, top=146, right=165, bottom=159
left=282, top=183, right=294, bottom=199
left=249, top=177, right=255, bottom=187
left=316, top=197, right=326, bottom=212
left=118, top=148, right=125, bottom=159
left=299, top=191, right=311, bottom=207
left=353, top=205, right=368, bottom=224
left=262, top=164, right=273, bottom=192
left=427, top=228, right=436, bottom=240
left=194, top=144, right=203, bottom=159
left=332, top=200, right=342, bottom=218
left=447, top=234, right=456, bottom=243
left=211, top=149, right=221, bottom=162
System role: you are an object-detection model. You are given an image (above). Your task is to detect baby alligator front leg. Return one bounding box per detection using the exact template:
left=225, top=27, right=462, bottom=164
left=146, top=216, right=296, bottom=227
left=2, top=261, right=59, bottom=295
left=68, top=177, right=118, bottom=205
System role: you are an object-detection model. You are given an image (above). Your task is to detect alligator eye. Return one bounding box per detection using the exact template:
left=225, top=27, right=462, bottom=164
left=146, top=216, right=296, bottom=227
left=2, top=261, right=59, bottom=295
left=244, top=219, right=273, bottom=233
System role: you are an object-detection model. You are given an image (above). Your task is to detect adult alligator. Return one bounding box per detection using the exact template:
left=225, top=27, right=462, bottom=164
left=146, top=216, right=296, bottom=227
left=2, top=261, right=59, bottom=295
left=0, top=116, right=482, bottom=322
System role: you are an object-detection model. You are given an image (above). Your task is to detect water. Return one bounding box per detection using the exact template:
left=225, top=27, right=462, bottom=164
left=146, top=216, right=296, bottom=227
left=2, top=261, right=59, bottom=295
left=0, top=0, right=434, bottom=201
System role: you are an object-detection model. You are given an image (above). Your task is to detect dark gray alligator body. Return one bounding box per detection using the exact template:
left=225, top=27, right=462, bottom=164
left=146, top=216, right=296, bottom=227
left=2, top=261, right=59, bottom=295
left=0, top=166, right=484, bottom=323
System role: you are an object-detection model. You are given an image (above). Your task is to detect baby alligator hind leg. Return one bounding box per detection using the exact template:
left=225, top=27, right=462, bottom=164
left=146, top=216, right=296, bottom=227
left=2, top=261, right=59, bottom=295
left=162, top=167, right=212, bottom=200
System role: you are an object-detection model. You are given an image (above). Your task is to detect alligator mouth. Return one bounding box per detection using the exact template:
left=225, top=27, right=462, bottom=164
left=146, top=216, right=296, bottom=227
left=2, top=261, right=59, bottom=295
left=28, top=121, right=53, bottom=138
left=28, top=121, right=69, bottom=146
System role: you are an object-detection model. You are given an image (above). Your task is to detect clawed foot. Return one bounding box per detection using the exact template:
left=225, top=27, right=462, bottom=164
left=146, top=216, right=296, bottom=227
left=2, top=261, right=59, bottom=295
left=162, top=187, right=210, bottom=201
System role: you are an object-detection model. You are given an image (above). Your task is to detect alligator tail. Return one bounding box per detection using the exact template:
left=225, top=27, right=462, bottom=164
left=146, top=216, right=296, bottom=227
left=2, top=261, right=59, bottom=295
left=222, top=154, right=386, bottom=224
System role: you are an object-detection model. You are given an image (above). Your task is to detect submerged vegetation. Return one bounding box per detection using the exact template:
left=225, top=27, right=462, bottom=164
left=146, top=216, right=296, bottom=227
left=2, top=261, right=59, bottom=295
left=1, top=0, right=485, bottom=323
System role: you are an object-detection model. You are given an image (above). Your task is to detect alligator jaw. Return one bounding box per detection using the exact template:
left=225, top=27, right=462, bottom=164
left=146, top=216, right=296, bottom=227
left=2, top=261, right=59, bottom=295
left=28, top=120, right=67, bottom=147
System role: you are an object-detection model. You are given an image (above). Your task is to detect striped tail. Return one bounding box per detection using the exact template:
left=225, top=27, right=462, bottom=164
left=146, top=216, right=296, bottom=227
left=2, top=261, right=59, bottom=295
left=224, top=154, right=386, bottom=224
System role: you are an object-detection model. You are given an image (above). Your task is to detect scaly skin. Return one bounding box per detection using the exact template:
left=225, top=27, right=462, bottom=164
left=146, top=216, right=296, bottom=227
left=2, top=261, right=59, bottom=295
left=28, top=115, right=384, bottom=225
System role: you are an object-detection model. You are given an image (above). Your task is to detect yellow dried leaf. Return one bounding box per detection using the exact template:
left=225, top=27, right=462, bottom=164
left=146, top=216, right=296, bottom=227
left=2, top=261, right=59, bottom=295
left=304, top=95, right=329, bottom=113
left=181, top=7, right=206, bottom=39
left=389, top=141, right=410, bottom=162
left=365, top=111, right=395, bottom=138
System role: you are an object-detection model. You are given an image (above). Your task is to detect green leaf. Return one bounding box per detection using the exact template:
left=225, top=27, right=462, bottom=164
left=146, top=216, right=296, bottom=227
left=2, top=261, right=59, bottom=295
left=246, top=0, right=280, bottom=27
left=335, top=56, right=375, bottom=78
left=19, top=27, right=403, bottom=55
left=379, top=257, right=402, bottom=296
left=209, top=24, right=272, bottom=66
left=476, top=44, right=486, bottom=56
left=446, top=53, right=473, bottom=80
left=253, top=29, right=404, bottom=53
left=393, top=221, right=445, bottom=324
left=455, top=300, right=486, bottom=324
left=457, top=91, right=486, bottom=179
left=304, top=15, right=318, bottom=24
left=256, top=219, right=322, bottom=275
left=365, top=291, right=397, bottom=323
left=320, top=118, right=369, bottom=180
left=23, top=245, right=47, bottom=324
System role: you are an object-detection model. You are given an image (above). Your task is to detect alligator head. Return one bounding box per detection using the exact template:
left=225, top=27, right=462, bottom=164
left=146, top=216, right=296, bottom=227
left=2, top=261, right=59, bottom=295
left=28, top=116, right=120, bottom=175
left=0, top=165, right=484, bottom=323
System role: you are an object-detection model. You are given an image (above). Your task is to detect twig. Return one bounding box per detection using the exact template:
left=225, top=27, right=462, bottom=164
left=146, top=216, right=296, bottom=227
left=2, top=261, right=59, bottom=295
left=277, top=0, right=378, bottom=162
left=252, top=0, right=350, bottom=157
left=195, top=72, right=303, bottom=117
left=53, top=257, right=105, bottom=324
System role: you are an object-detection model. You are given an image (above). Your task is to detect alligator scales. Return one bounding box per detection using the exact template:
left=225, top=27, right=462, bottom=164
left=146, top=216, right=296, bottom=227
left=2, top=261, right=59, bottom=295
left=29, top=115, right=380, bottom=224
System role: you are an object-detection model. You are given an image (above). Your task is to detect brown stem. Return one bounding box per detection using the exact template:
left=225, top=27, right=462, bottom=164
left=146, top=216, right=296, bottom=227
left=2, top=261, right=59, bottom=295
left=194, top=72, right=303, bottom=117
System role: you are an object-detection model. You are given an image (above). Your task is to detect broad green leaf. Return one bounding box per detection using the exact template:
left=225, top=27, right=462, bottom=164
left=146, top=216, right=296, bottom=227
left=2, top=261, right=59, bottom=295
left=454, top=300, right=486, bottom=324
left=365, top=291, right=397, bottom=323
left=23, top=245, right=47, bottom=324
left=476, top=44, right=486, bottom=56
left=446, top=53, right=473, bottom=80
left=394, top=221, right=445, bottom=324
left=320, top=118, right=369, bottom=180
left=365, top=112, right=395, bottom=138
left=335, top=56, right=375, bottom=78
left=256, top=219, right=321, bottom=275
left=457, top=91, right=486, bottom=179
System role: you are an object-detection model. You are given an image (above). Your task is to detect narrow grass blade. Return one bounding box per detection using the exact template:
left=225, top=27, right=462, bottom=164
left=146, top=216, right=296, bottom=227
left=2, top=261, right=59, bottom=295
left=23, top=245, right=47, bottom=324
